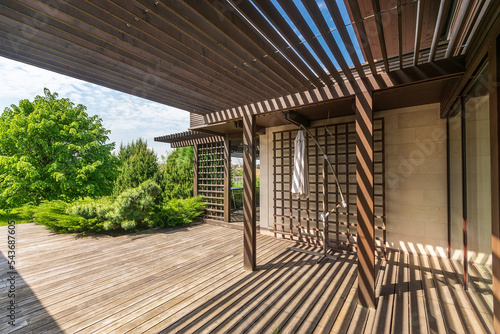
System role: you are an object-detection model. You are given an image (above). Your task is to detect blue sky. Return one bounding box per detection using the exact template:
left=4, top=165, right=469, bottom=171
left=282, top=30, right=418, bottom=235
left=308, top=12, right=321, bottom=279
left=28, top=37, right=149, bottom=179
left=0, top=56, right=189, bottom=157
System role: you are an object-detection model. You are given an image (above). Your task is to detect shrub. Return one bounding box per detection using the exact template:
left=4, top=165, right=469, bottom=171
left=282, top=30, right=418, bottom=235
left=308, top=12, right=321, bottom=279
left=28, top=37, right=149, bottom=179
left=155, top=196, right=205, bottom=227
left=32, top=200, right=91, bottom=234
left=104, top=180, right=161, bottom=231
left=67, top=197, right=113, bottom=222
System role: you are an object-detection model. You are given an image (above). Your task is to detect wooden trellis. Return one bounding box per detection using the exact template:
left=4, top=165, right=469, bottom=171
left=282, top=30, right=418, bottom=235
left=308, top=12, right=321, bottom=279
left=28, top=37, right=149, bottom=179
left=273, top=119, right=386, bottom=255
left=197, top=141, right=225, bottom=221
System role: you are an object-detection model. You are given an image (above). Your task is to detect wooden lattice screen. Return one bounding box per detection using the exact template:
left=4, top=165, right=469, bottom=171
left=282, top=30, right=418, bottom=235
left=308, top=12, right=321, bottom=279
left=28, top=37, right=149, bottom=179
left=197, top=141, right=225, bottom=221
left=273, top=119, right=386, bottom=254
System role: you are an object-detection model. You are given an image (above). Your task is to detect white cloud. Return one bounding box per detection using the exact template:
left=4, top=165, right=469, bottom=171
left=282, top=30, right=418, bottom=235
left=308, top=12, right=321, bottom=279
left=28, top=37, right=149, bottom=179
left=0, top=56, right=190, bottom=157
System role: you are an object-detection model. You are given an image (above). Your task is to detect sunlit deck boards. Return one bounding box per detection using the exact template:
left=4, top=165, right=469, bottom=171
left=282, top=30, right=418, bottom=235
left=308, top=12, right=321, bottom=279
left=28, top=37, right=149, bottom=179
left=0, top=223, right=492, bottom=333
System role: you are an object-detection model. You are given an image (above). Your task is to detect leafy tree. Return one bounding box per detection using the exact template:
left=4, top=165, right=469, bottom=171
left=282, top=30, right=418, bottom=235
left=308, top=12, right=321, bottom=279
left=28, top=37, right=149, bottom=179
left=114, top=138, right=159, bottom=194
left=159, top=146, right=194, bottom=201
left=0, top=88, right=118, bottom=209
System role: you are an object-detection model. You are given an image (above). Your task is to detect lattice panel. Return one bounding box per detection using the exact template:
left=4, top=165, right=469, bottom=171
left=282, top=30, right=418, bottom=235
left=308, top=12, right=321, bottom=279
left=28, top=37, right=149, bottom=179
left=273, top=119, right=386, bottom=254
left=197, top=141, right=225, bottom=221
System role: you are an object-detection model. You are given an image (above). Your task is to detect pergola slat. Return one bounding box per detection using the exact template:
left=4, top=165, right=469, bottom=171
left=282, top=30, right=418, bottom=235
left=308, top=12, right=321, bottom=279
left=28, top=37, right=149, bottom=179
left=445, top=0, right=472, bottom=58
left=0, top=26, right=217, bottom=114
left=413, top=0, right=425, bottom=66
left=347, top=0, right=377, bottom=75
left=397, top=0, right=404, bottom=69
left=193, top=0, right=313, bottom=91
left=371, top=0, right=390, bottom=72
left=301, top=0, right=356, bottom=82
left=273, top=0, right=345, bottom=85
left=146, top=0, right=296, bottom=94
left=88, top=0, right=268, bottom=104
left=429, top=0, right=451, bottom=62
left=323, top=0, right=366, bottom=78
left=0, top=2, right=248, bottom=111
left=252, top=0, right=335, bottom=86
left=133, top=0, right=292, bottom=98
left=229, top=0, right=323, bottom=88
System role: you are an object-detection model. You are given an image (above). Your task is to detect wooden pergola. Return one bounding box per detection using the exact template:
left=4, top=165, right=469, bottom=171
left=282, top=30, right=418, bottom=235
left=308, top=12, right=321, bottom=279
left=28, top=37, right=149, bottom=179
left=1, top=0, right=499, bottom=327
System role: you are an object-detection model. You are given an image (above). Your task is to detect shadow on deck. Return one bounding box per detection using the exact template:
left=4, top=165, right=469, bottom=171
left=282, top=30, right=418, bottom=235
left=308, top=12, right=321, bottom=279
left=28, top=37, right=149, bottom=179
left=0, top=223, right=492, bottom=333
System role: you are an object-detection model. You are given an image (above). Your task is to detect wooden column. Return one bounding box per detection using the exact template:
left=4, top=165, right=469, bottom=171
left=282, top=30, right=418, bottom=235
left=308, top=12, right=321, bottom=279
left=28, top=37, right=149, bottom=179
left=489, top=34, right=500, bottom=334
left=355, top=92, right=376, bottom=309
left=243, top=113, right=257, bottom=270
left=193, top=143, right=199, bottom=197
left=224, top=137, right=231, bottom=223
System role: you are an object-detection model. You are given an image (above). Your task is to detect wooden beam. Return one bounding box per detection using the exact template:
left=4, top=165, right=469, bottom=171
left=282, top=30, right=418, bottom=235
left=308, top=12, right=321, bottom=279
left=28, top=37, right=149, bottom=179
left=193, top=143, right=199, bottom=197
left=283, top=111, right=310, bottom=128
left=413, top=0, right=424, bottom=66
left=233, top=120, right=266, bottom=135
left=355, top=92, right=375, bottom=309
left=205, top=56, right=466, bottom=124
left=224, top=137, right=231, bottom=223
left=243, top=113, right=257, bottom=271
left=489, top=33, right=500, bottom=334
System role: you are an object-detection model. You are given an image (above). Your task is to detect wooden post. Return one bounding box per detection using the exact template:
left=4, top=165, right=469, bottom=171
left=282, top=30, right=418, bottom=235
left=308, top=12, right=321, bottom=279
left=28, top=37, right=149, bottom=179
left=355, top=92, right=376, bottom=309
left=243, top=113, right=257, bottom=270
left=224, top=137, right=231, bottom=223
left=489, top=34, right=500, bottom=334
left=193, top=143, right=199, bottom=197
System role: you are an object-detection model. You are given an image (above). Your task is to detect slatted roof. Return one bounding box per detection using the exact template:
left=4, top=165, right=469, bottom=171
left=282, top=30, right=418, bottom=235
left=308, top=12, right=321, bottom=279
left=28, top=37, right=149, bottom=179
left=0, top=0, right=493, bottom=118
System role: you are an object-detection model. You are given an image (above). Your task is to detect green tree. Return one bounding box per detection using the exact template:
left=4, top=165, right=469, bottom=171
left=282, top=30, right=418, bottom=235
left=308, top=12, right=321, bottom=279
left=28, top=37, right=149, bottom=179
left=159, top=146, right=194, bottom=201
left=114, top=138, right=159, bottom=194
left=0, top=88, right=118, bottom=209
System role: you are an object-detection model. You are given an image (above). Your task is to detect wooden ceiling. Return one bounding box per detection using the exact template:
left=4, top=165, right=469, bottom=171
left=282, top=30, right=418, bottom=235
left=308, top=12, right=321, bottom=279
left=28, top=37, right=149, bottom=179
left=0, top=0, right=492, bottom=118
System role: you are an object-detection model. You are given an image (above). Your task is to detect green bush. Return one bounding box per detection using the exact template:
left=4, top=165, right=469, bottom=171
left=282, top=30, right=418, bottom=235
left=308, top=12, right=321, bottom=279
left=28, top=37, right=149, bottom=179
left=103, top=180, right=161, bottom=231
left=32, top=200, right=92, bottom=234
left=4, top=181, right=204, bottom=234
left=67, top=197, right=112, bottom=222
left=155, top=196, right=205, bottom=227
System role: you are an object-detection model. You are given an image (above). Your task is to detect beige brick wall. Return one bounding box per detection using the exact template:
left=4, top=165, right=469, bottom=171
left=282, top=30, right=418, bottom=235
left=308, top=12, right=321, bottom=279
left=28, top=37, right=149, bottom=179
left=379, top=103, right=448, bottom=257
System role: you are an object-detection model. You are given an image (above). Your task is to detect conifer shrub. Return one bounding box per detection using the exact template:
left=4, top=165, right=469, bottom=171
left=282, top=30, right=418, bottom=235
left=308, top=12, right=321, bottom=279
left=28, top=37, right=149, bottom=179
left=103, top=180, right=161, bottom=231
left=32, top=200, right=91, bottom=233
left=154, top=196, right=205, bottom=227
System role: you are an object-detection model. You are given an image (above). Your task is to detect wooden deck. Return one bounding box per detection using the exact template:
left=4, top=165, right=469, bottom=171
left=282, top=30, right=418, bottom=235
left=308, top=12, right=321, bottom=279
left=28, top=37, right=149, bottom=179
left=0, top=223, right=493, bottom=333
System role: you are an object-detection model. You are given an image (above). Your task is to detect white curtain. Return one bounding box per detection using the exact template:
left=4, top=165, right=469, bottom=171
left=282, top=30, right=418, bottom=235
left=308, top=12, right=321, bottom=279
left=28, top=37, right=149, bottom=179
left=291, top=130, right=310, bottom=199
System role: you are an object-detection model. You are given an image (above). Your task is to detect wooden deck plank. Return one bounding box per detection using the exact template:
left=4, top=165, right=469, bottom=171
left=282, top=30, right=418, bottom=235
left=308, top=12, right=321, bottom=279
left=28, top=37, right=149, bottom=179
left=451, top=259, right=494, bottom=333
left=0, top=224, right=493, bottom=334
left=438, top=257, right=488, bottom=333
left=174, top=248, right=318, bottom=333
left=209, top=252, right=342, bottom=333
left=372, top=251, right=399, bottom=333
left=89, top=236, right=290, bottom=333
left=146, top=248, right=319, bottom=333
left=408, top=252, right=429, bottom=334
left=419, top=253, right=448, bottom=334
left=311, top=257, right=358, bottom=334
left=345, top=304, right=369, bottom=334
